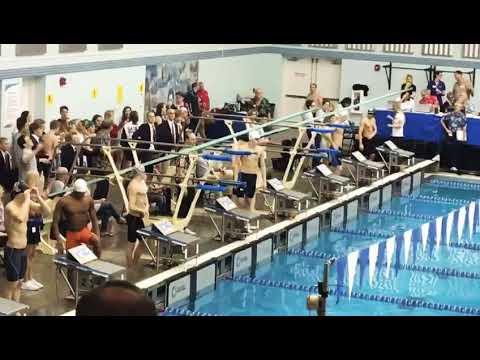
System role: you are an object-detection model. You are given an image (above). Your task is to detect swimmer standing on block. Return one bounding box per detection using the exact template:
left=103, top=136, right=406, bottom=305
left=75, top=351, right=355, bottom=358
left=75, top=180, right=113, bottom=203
left=53, top=178, right=101, bottom=257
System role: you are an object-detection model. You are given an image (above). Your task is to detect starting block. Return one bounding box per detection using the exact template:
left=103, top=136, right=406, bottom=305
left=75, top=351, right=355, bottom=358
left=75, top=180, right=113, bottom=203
left=205, top=196, right=264, bottom=242
left=53, top=245, right=126, bottom=305
left=260, top=178, right=311, bottom=221
left=343, top=151, right=386, bottom=187
left=303, top=164, right=351, bottom=200
left=0, top=298, right=29, bottom=316
left=376, top=140, right=415, bottom=173
left=137, top=220, right=200, bottom=270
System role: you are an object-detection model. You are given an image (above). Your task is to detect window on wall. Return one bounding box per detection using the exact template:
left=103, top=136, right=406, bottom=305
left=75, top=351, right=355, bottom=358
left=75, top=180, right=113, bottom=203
left=16, top=44, right=47, bottom=56
left=463, top=44, right=480, bottom=59
left=383, top=44, right=413, bottom=54
left=422, top=44, right=451, bottom=57
left=59, top=44, right=87, bottom=53
left=98, top=44, right=123, bottom=51
left=345, top=44, right=375, bottom=51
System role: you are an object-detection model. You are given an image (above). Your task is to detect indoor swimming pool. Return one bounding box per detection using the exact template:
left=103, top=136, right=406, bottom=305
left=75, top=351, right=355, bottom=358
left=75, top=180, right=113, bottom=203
left=165, top=176, right=480, bottom=316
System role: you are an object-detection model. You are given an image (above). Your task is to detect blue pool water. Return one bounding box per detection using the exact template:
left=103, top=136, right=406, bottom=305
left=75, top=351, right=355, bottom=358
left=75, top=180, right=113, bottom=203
left=168, top=176, right=480, bottom=316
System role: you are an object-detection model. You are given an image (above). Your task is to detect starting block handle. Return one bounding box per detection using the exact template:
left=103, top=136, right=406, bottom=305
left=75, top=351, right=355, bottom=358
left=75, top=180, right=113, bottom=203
left=218, top=180, right=247, bottom=189
left=309, top=128, right=335, bottom=134
left=196, top=184, right=227, bottom=192
left=314, top=148, right=342, bottom=155
left=328, top=123, right=350, bottom=129
left=222, top=149, right=253, bottom=156
left=202, top=154, right=232, bottom=162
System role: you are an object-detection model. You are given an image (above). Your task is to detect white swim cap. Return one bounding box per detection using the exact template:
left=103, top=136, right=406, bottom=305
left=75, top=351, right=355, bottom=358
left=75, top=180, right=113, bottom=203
left=73, top=178, right=88, bottom=193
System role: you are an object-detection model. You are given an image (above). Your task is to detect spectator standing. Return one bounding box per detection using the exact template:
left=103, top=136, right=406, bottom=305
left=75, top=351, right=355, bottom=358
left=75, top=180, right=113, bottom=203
left=427, top=71, right=446, bottom=111
left=58, top=106, right=70, bottom=133
left=121, top=110, right=141, bottom=168
left=453, top=70, right=474, bottom=107
left=387, top=101, right=406, bottom=148
left=197, top=82, right=210, bottom=112
left=306, top=83, right=323, bottom=108
left=400, top=74, right=416, bottom=101
left=133, top=111, right=160, bottom=176
left=0, top=137, right=17, bottom=198
left=12, top=111, right=32, bottom=170
left=17, top=135, right=42, bottom=182
left=441, top=103, right=467, bottom=172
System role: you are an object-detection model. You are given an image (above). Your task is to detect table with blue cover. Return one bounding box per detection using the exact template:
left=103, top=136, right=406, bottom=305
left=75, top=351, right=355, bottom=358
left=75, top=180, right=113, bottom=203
left=375, top=109, right=480, bottom=171
left=375, top=109, right=480, bottom=145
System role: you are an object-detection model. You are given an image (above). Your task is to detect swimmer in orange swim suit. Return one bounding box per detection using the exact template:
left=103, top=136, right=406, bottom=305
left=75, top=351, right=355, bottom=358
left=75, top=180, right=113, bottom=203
left=53, top=179, right=100, bottom=257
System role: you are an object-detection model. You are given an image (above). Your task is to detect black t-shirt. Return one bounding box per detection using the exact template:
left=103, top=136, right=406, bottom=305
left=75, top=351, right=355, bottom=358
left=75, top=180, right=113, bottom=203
left=401, top=83, right=416, bottom=98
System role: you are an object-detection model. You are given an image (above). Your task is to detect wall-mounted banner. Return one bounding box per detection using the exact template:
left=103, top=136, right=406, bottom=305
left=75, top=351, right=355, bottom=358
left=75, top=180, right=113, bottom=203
left=138, top=82, right=145, bottom=95
left=116, top=85, right=124, bottom=104
left=196, top=264, right=216, bottom=297
left=369, top=190, right=380, bottom=212
left=1, top=78, right=22, bottom=139
left=145, top=61, right=199, bottom=111
left=287, top=225, right=303, bottom=249
left=331, top=206, right=344, bottom=228
left=306, top=217, right=320, bottom=241
left=167, top=275, right=191, bottom=306
left=91, top=87, right=98, bottom=100
left=46, top=93, right=54, bottom=107
left=401, top=177, right=411, bottom=197
left=233, top=247, right=252, bottom=277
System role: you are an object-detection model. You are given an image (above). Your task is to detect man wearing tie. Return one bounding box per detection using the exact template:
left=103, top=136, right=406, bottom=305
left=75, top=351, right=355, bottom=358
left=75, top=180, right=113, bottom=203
left=156, top=108, right=178, bottom=179
left=133, top=111, right=162, bottom=177
left=0, top=137, right=17, bottom=201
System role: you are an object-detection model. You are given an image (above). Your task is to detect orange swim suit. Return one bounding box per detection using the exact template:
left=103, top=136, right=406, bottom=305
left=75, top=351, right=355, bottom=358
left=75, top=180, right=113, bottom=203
left=66, top=227, right=94, bottom=250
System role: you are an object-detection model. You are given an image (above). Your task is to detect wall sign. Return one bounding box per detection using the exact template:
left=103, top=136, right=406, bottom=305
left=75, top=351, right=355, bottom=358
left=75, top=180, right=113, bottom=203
left=306, top=217, right=320, bottom=242
left=1, top=78, right=22, bottom=139
left=196, top=264, right=216, bottom=297
left=256, top=238, right=273, bottom=265
left=369, top=190, right=380, bottom=211
left=167, top=275, right=191, bottom=306
left=331, top=206, right=345, bottom=228
left=287, top=224, right=303, bottom=249
left=401, top=177, right=411, bottom=196
left=347, top=200, right=358, bottom=222
left=382, top=185, right=392, bottom=204
left=233, top=247, right=252, bottom=277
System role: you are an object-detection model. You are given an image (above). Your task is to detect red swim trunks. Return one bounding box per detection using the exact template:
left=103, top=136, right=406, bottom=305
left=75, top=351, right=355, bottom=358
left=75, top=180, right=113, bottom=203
left=66, top=227, right=95, bottom=250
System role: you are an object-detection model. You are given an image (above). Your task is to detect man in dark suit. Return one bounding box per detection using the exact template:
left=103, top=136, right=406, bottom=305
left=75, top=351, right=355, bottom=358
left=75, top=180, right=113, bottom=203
left=0, top=137, right=18, bottom=198
left=133, top=111, right=161, bottom=176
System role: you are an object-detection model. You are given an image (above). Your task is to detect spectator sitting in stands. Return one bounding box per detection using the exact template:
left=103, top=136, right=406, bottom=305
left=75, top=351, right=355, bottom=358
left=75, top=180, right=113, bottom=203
left=246, top=88, right=272, bottom=119
left=419, top=89, right=439, bottom=110
left=76, top=280, right=157, bottom=316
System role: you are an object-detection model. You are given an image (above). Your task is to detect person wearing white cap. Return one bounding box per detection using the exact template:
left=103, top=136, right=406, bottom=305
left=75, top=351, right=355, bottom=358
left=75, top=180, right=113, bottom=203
left=52, top=178, right=101, bottom=258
